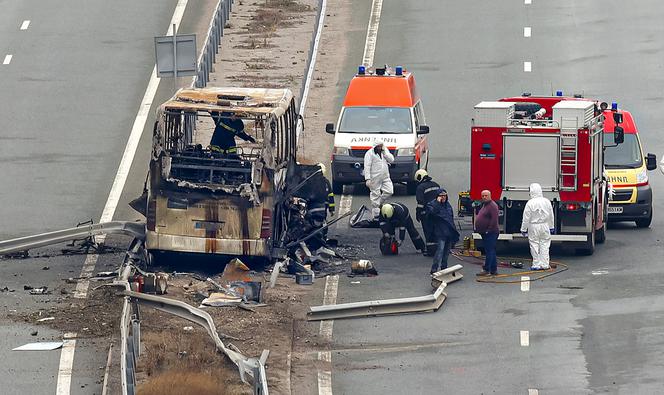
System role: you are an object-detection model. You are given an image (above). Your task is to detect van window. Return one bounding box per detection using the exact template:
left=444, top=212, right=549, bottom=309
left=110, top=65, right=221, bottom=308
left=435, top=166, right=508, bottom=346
left=603, top=133, right=643, bottom=168
left=414, top=102, right=425, bottom=128
left=339, top=107, right=412, bottom=134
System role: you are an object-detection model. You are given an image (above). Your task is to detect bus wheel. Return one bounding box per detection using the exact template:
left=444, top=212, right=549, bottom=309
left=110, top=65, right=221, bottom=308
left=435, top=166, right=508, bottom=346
left=332, top=180, right=343, bottom=195
left=636, top=208, right=653, bottom=228
left=576, top=230, right=595, bottom=256
left=595, top=222, right=606, bottom=244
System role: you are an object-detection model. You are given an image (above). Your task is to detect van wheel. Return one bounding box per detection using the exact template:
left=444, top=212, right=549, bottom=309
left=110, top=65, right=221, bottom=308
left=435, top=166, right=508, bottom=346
left=406, top=182, right=417, bottom=195
left=636, top=208, right=653, bottom=228
left=576, top=230, right=595, bottom=256
left=332, top=180, right=343, bottom=195
left=595, top=222, right=606, bottom=244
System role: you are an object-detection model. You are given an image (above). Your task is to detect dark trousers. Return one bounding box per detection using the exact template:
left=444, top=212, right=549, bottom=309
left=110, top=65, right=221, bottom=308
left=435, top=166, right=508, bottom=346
left=420, top=216, right=437, bottom=254
left=481, top=232, right=499, bottom=274
left=403, top=216, right=426, bottom=251
left=431, top=239, right=451, bottom=273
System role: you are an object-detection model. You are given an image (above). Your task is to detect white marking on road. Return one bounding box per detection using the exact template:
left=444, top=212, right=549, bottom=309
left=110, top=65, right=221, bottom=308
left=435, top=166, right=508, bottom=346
left=524, top=61, right=532, bottom=72
left=520, top=330, right=530, bottom=346
left=524, top=27, right=531, bottom=37
left=525, top=0, right=532, bottom=4
left=521, top=276, right=530, bottom=292
left=55, top=333, right=77, bottom=395
left=528, top=389, right=539, bottom=395
left=592, top=270, right=609, bottom=276
left=318, top=275, right=339, bottom=395
left=101, top=343, right=113, bottom=395
left=73, top=0, right=189, bottom=300
left=3, top=54, right=12, bottom=65
left=20, top=20, right=31, bottom=30
left=362, top=0, right=383, bottom=67
left=337, top=193, right=352, bottom=229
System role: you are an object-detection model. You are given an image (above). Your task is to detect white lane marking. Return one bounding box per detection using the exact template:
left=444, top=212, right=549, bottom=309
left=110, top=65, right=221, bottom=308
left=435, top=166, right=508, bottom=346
left=521, top=276, right=530, bottom=292
left=524, top=27, right=531, bottom=37
left=337, top=193, right=352, bottom=229
left=318, top=275, right=338, bottom=395
left=528, top=389, right=539, bottom=395
left=20, top=20, right=31, bottom=30
left=101, top=343, right=113, bottom=395
left=525, top=0, right=532, bottom=4
left=362, top=0, right=383, bottom=67
left=3, top=54, right=12, bottom=65
left=524, top=61, right=532, bottom=72
left=73, top=0, right=189, bottom=300
left=55, top=333, right=77, bottom=395
left=296, top=0, right=327, bottom=139
left=592, top=270, right=608, bottom=276
left=520, top=330, right=530, bottom=347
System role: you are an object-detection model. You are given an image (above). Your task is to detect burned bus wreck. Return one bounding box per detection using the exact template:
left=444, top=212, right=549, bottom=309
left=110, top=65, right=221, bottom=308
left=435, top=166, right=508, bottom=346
left=130, top=87, right=329, bottom=264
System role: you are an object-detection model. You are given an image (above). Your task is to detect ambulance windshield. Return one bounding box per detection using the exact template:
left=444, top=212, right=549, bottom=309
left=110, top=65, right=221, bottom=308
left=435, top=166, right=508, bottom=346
left=603, top=133, right=643, bottom=168
left=339, top=107, right=412, bottom=134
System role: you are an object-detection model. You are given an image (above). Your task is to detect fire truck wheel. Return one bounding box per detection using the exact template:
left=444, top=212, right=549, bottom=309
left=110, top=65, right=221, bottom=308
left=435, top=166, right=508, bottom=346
left=332, top=180, right=344, bottom=195
left=635, top=209, right=652, bottom=228
left=595, top=222, right=606, bottom=244
left=576, top=230, right=595, bottom=256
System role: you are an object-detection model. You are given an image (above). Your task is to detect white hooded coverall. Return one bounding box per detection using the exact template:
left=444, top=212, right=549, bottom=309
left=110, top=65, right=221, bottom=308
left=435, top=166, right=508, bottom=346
left=364, top=140, right=394, bottom=217
left=520, top=183, right=555, bottom=269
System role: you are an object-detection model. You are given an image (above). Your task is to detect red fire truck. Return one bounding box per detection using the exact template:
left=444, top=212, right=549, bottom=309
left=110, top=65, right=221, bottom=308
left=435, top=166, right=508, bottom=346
left=468, top=94, right=623, bottom=255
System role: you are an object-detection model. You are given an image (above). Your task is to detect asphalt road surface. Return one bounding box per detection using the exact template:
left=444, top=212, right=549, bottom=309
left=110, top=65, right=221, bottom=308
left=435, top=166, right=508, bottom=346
left=0, top=1, right=215, bottom=393
left=327, top=0, right=664, bottom=394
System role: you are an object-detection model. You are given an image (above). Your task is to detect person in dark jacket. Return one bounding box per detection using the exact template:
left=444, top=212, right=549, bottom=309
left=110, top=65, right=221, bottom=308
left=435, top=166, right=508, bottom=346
left=425, top=188, right=460, bottom=274
left=209, top=111, right=256, bottom=155
left=475, top=189, right=500, bottom=276
left=379, top=202, right=426, bottom=253
left=414, top=169, right=441, bottom=256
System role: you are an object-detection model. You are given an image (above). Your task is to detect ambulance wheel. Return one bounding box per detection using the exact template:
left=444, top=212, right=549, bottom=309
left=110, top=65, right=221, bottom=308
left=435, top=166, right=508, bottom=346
left=332, top=180, right=344, bottom=195
left=635, top=208, right=652, bottom=228
left=576, top=230, right=595, bottom=256
left=595, top=222, right=606, bottom=244
left=406, top=181, right=417, bottom=195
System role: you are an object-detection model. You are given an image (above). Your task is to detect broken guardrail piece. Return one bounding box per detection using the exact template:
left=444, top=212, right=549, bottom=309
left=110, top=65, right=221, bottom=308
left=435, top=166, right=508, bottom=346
left=431, top=264, right=463, bottom=288
left=307, top=282, right=448, bottom=321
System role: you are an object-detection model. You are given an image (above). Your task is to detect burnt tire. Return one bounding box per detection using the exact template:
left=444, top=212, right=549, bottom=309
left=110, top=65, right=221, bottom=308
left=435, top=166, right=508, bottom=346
left=332, top=180, right=343, bottom=195
left=636, top=208, right=653, bottom=228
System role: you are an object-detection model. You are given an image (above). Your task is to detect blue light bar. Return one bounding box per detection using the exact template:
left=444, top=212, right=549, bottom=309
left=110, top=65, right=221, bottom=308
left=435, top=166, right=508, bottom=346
left=358, top=65, right=366, bottom=75
left=395, top=66, right=403, bottom=75
left=611, top=102, right=618, bottom=111
left=556, top=90, right=563, bottom=96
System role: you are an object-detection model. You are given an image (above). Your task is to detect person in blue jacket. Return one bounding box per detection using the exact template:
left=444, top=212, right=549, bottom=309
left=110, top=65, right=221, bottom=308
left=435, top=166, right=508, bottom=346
left=425, top=188, right=460, bottom=274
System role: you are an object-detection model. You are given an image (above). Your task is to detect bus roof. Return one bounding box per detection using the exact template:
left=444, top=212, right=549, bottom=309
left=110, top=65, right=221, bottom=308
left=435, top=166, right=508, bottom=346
left=342, top=73, right=419, bottom=107
left=603, top=109, right=638, bottom=134
left=160, top=87, right=294, bottom=116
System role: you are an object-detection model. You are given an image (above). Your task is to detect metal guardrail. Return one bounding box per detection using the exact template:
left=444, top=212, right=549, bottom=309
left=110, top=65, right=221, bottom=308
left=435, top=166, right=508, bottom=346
left=0, top=221, right=145, bottom=255
left=193, top=0, right=234, bottom=88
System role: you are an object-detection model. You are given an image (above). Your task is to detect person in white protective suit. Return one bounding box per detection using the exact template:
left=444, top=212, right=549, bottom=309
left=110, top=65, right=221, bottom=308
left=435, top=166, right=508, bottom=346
left=520, top=183, right=555, bottom=270
left=364, top=140, right=394, bottom=218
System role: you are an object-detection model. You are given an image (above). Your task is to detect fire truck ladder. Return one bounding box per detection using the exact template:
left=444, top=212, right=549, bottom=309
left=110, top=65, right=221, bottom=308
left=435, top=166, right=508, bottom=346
left=559, top=124, right=579, bottom=191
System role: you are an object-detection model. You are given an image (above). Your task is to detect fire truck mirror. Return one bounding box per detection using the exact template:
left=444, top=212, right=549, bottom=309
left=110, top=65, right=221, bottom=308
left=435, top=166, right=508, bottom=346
left=613, top=126, right=624, bottom=145
left=612, top=112, right=623, bottom=125
left=418, top=125, right=430, bottom=135
left=325, top=123, right=335, bottom=134
left=646, top=153, right=657, bottom=171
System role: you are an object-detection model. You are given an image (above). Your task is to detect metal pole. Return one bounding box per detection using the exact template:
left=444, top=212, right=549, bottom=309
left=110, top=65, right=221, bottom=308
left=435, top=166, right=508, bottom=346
left=172, top=23, right=178, bottom=94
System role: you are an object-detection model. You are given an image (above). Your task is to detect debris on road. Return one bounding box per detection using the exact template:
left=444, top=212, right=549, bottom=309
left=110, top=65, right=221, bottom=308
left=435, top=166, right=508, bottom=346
left=36, top=317, right=55, bottom=322
left=350, top=259, right=378, bottom=276
left=29, top=287, right=51, bottom=295
left=431, top=264, right=464, bottom=288
left=13, top=342, right=63, bottom=351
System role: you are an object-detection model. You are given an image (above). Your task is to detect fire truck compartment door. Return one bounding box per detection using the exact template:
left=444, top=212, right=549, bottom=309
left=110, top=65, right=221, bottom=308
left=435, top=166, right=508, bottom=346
left=503, top=134, right=559, bottom=191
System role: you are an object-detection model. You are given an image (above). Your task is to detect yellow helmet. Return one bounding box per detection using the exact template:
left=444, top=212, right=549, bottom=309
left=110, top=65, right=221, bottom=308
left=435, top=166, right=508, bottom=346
left=414, top=169, right=428, bottom=182
left=380, top=204, right=394, bottom=219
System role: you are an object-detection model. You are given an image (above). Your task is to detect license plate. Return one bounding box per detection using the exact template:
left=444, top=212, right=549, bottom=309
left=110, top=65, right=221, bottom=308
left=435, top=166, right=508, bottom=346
left=608, top=206, right=623, bottom=214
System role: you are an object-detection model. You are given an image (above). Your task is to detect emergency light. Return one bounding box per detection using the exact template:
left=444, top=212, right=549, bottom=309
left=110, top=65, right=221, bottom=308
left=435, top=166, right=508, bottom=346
left=358, top=65, right=366, bottom=75
left=611, top=102, right=618, bottom=111
left=556, top=90, right=563, bottom=96
left=395, top=66, right=403, bottom=76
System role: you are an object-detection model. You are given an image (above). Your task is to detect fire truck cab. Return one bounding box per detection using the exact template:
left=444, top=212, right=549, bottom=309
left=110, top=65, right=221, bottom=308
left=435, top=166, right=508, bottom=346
left=325, top=66, right=430, bottom=195
left=469, top=95, right=620, bottom=255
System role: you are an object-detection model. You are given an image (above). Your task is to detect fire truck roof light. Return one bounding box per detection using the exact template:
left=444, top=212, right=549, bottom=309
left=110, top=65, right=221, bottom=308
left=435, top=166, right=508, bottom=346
left=556, top=90, right=563, bottom=96
left=612, top=102, right=618, bottom=111
left=522, top=92, right=531, bottom=97
left=395, top=66, right=403, bottom=75
left=358, top=65, right=366, bottom=75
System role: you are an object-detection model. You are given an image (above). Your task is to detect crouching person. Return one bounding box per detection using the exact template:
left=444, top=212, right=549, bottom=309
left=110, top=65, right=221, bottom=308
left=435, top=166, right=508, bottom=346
left=379, top=203, right=426, bottom=253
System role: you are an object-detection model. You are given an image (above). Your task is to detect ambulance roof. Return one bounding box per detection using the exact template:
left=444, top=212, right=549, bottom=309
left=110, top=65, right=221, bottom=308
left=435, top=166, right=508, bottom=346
left=342, top=72, right=419, bottom=107
left=603, top=109, right=637, bottom=134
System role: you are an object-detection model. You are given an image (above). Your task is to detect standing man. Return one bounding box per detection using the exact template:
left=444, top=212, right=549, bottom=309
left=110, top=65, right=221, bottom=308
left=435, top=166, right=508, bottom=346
left=520, top=183, right=555, bottom=270
left=426, top=189, right=460, bottom=274
left=379, top=202, right=426, bottom=253
left=475, top=190, right=500, bottom=277
left=414, top=169, right=440, bottom=256
left=209, top=111, right=256, bottom=155
left=364, top=140, right=394, bottom=219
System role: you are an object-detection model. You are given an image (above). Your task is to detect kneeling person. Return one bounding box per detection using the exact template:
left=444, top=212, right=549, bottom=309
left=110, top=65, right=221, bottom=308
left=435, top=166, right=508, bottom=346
left=379, top=203, right=426, bottom=253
